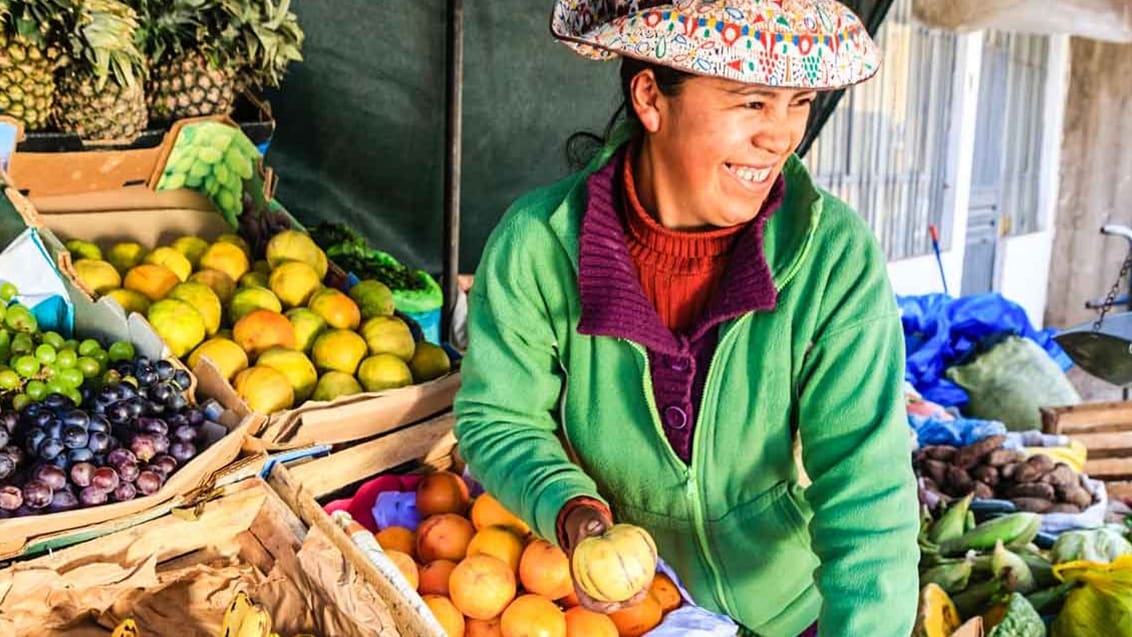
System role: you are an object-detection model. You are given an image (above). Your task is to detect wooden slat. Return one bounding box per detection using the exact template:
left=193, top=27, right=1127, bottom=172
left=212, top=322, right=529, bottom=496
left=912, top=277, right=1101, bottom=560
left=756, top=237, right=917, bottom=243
left=1107, top=481, right=1132, bottom=500
left=1083, top=457, right=1132, bottom=481
left=1042, top=400, right=1132, bottom=434
left=1068, top=432, right=1132, bottom=458
left=287, top=412, right=456, bottom=499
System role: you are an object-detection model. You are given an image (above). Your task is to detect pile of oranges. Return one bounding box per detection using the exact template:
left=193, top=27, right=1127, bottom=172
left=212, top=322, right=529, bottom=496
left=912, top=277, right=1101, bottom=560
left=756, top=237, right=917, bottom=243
left=373, top=470, right=682, bottom=637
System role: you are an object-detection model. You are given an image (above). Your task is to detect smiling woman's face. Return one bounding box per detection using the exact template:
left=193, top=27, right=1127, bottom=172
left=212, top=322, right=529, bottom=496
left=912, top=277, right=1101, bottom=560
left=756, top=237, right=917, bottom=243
left=631, top=71, right=815, bottom=230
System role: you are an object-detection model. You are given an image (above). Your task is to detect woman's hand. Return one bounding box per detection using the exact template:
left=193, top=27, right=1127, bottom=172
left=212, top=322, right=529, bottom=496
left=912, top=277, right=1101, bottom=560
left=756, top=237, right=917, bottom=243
left=562, top=505, right=650, bottom=613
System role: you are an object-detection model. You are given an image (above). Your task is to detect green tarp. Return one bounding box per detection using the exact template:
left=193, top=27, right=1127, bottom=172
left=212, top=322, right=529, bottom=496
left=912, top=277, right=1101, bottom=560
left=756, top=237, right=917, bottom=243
left=264, top=1, right=893, bottom=276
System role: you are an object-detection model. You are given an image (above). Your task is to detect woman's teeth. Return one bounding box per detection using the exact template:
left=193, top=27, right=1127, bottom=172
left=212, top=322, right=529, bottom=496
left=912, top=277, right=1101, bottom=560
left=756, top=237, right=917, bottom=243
left=726, top=164, right=772, bottom=184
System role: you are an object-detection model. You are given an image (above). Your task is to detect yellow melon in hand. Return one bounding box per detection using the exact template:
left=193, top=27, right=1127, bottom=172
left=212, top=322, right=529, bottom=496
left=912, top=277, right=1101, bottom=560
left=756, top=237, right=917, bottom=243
left=570, top=524, right=658, bottom=604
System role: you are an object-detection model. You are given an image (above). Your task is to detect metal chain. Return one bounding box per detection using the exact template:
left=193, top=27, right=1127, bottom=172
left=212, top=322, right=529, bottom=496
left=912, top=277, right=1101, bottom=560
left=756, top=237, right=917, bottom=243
left=1093, top=251, right=1132, bottom=331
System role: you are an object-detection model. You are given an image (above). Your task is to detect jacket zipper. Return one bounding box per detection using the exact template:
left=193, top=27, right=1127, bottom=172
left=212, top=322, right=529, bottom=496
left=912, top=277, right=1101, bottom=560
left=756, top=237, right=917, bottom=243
left=624, top=316, right=751, bottom=619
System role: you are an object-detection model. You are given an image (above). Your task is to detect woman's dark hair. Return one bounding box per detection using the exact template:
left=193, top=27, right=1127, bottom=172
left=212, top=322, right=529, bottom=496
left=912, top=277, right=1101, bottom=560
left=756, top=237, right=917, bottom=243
left=565, top=58, right=693, bottom=169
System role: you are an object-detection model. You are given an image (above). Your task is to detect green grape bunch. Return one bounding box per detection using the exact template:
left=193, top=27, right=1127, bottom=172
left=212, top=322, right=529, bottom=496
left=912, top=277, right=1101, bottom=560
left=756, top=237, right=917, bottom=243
left=0, top=281, right=137, bottom=409
left=156, top=123, right=260, bottom=226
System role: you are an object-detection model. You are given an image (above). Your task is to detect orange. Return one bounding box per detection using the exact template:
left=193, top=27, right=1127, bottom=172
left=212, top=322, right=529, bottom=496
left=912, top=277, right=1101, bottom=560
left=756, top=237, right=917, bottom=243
left=519, top=540, right=573, bottom=600
left=500, top=594, right=566, bottom=637
left=607, top=594, right=663, bottom=637
left=449, top=554, right=517, bottom=620
left=417, top=470, right=471, bottom=516
left=423, top=595, right=466, bottom=637
left=471, top=493, right=531, bottom=536
left=649, top=573, right=682, bottom=613
left=467, top=526, right=525, bottom=573
left=419, top=559, right=458, bottom=596
left=467, top=618, right=503, bottom=637
left=564, top=607, right=618, bottom=637
left=376, top=526, right=416, bottom=559
left=386, top=550, right=419, bottom=591
left=417, top=513, right=476, bottom=563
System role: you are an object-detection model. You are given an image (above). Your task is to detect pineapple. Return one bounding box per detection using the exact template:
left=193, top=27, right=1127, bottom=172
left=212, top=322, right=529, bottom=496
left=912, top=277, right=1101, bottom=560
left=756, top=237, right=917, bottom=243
left=52, top=0, right=147, bottom=141
left=133, top=0, right=302, bottom=123
left=0, top=0, right=71, bottom=131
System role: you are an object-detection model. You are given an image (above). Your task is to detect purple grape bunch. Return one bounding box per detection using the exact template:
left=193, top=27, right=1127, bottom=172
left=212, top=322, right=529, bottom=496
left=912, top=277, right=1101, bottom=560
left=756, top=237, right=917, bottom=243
left=0, top=354, right=214, bottom=517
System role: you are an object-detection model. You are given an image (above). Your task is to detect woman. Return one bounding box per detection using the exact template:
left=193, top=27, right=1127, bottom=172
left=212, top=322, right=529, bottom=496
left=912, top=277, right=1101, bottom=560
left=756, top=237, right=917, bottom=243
left=455, top=1, right=920, bottom=635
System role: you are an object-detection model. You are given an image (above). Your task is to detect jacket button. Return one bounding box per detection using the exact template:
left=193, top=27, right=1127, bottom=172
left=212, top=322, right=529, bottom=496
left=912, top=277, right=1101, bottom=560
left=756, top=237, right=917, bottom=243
left=663, top=405, right=688, bottom=430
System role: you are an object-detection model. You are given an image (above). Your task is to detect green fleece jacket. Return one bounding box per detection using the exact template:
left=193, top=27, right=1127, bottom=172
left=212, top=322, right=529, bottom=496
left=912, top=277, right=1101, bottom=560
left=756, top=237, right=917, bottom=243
left=454, top=129, right=920, bottom=636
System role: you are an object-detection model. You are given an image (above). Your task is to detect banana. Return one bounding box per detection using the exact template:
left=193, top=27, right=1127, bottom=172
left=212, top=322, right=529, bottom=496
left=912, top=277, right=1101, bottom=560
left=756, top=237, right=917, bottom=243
left=218, top=592, right=254, bottom=637
left=965, top=511, right=976, bottom=534
left=111, top=618, right=141, bottom=637
left=992, top=540, right=1036, bottom=594
left=939, top=513, right=1041, bottom=556
left=921, top=557, right=974, bottom=594
left=235, top=603, right=273, bottom=637
left=929, top=494, right=973, bottom=545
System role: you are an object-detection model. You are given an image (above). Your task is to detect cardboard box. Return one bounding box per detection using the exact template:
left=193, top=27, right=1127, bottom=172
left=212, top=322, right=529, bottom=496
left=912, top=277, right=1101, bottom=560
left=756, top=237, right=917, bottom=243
left=0, top=477, right=412, bottom=637
left=7, top=124, right=460, bottom=452
left=6, top=96, right=274, bottom=199
left=0, top=239, right=256, bottom=560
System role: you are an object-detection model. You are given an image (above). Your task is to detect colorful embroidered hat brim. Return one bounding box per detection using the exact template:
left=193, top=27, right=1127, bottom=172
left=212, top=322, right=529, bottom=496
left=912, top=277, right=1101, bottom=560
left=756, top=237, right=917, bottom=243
left=551, top=0, right=882, bottom=90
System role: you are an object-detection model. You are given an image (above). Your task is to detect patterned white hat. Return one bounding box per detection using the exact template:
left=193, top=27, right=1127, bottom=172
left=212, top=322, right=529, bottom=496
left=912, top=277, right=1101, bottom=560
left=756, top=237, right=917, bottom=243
left=551, top=0, right=882, bottom=90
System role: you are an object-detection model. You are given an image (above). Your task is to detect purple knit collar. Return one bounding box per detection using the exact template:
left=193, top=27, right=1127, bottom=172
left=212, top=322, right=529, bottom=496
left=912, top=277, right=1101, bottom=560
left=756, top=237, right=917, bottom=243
left=577, top=145, right=784, bottom=355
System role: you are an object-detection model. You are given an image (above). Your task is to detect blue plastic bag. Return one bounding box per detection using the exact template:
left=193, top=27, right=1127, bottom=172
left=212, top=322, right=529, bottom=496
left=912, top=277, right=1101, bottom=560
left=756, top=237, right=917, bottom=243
left=899, top=293, right=1071, bottom=407
left=910, top=414, right=1008, bottom=448
left=371, top=491, right=421, bottom=531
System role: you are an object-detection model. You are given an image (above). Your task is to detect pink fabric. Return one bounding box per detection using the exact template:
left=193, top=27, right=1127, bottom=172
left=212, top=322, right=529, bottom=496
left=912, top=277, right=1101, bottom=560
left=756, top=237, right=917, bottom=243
left=323, top=474, right=422, bottom=533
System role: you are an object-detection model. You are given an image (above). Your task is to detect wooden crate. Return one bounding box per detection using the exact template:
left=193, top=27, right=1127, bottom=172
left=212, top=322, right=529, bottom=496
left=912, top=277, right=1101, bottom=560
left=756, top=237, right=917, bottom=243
left=267, top=412, right=459, bottom=637
left=284, top=411, right=458, bottom=500
left=1042, top=400, right=1132, bottom=498
left=0, top=477, right=414, bottom=636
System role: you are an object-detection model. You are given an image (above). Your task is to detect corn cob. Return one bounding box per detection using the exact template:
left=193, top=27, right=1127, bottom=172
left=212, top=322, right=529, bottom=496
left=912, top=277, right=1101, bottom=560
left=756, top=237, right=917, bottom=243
left=1026, top=581, right=1075, bottom=615
left=921, top=557, right=974, bottom=594
left=939, top=513, right=1041, bottom=556
left=1016, top=551, right=1057, bottom=588
left=952, top=577, right=1004, bottom=619
left=929, top=494, right=974, bottom=545
left=992, top=540, right=1036, bottom=594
